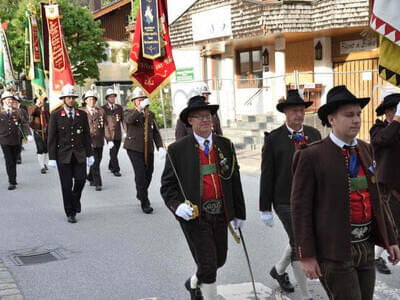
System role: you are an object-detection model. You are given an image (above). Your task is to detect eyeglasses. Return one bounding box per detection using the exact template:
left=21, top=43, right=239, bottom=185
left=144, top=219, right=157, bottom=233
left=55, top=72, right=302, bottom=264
left=190, top=114, right=212, bottom=121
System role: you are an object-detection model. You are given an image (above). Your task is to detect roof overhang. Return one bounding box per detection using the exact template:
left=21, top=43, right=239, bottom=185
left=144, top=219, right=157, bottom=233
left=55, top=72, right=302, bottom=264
left=93, top=0, right=131, bottom=19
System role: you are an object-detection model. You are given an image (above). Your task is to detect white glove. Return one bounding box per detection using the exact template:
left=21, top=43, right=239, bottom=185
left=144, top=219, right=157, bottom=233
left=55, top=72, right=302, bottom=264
left=261, top=211, right=274, bottom=227
left=232, top=218, right=245, bottom=230
left=396, top=103, right=400, bottom=117
left=175, top=203, right=193, bottom=221
left=108, top=141, right=114, bottom=149
left=87, top=156, right=95, bottom=167
left=140, top=98, right=150, bottom=110
left=27, top=135, right=34, bottom=143
left=122, top=132, right=127, bottom=139
left=48, top=160, right=57, bottom=168
left=158, top=147, right=166, bottom=160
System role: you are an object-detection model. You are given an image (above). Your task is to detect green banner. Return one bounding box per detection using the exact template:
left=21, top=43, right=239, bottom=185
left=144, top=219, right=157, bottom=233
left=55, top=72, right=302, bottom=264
left=0, top=26, right=15, bottom=88
left=25, top=9, right=46, bottom=101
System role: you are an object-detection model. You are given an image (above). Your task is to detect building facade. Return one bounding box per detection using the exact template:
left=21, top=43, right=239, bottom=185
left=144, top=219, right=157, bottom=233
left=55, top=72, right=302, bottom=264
left=169, top=0, right=384, bottom=141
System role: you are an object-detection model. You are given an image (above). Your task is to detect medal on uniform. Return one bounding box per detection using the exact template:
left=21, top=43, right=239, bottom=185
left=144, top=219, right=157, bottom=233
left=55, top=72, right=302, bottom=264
left=77, top=129, right=81, bottom=134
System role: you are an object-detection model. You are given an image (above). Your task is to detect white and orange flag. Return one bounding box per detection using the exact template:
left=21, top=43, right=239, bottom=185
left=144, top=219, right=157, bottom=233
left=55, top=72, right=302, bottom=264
left=42, top=3, right=74, bottom=112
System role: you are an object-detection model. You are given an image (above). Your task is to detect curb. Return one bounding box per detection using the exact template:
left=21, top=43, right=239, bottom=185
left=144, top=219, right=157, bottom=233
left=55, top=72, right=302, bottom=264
left=0, top=259, right=23, bottom=300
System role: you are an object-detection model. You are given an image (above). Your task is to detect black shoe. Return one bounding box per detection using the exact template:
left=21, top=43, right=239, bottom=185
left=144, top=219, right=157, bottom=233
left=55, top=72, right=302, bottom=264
left=8, top=184, right=16, bottom=190
left=16, top=159, right=22, bottom=164
left=185, top=278, right=203, bottom=300
left=44, top=164, right=48, bottom=170
left=113, top=171, right=121, bottom=177
left=270, top=266, right=295, bottom=293
left=375, top=257, right=391, bottom=274
left=141, top=201, right=153, bottom=214
left=67, top=215, right=77, bottom=223
left=41, top=168, right=47, bottom=174
left=95, top=186, right=102, bottom=191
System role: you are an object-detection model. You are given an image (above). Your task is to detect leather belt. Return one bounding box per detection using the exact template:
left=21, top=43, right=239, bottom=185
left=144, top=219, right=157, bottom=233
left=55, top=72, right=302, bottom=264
left=351, top=221, right=372, bottom=243
left=202, top=199, right=223, bottom=215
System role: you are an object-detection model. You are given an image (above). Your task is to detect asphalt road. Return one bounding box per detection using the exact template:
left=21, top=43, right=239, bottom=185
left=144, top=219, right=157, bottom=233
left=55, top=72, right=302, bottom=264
left=0, top=142, right=399, bottom=300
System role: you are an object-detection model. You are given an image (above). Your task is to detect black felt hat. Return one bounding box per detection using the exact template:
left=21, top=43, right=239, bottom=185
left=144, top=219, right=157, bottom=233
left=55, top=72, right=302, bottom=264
left=179, top=95, right=219, bottom=126
left=318, top=85, right=370, bottom=126
left=276, top=89, right=313, bottom=113
left=376, top=93, right=400, bottom=116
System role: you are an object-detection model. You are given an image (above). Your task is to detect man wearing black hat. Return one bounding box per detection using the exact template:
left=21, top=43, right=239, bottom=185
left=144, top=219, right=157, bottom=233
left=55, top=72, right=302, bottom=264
left=291, top=85, right=400, bottom=300
left=259, top=89, right=321, bottom=299
left=161, top=95, right=246, bottom=300
left=175, top=83, right=223, bottom=141
left=370, top=93, right=400, bottom=275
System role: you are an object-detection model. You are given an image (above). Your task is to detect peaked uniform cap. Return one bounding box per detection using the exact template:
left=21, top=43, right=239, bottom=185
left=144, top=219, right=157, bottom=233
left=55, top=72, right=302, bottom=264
left=59, top=84, right=78, bottom=99
left=317, top=85, right=370, bottom=126
left=376, top=93, right=400, bottom=116
left=276, top=89, right=313, bottom=112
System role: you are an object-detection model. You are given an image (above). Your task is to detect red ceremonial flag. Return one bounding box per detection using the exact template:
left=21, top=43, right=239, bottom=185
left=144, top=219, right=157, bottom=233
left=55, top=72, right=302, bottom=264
left=42, top=3, right=75, bottom=112
left=129, top=0, right=175, bottom=98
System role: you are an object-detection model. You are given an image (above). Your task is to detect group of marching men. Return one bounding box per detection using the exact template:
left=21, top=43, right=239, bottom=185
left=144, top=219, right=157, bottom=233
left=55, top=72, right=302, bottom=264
left=0, top=84, right=166, bottom=219
left=1, top=82, right=400, bottom=299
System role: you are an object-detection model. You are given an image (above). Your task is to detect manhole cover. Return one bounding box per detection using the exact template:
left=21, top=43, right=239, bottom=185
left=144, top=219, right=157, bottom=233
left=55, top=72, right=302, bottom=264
left=10, top=250, right=65, bottom=266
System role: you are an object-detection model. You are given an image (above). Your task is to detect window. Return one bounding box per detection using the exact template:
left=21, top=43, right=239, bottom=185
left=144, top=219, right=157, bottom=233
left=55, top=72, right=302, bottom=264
left=236, top=48, right=262, bottom=88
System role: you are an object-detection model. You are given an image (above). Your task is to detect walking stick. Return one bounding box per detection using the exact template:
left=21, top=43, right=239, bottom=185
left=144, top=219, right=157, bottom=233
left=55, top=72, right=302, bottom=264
left=239, top=228, right=258, bottom=300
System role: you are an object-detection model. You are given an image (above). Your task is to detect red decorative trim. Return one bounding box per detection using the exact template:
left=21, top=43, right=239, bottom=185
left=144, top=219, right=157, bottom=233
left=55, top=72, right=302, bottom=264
left=371, top=12, right=400, bottom=44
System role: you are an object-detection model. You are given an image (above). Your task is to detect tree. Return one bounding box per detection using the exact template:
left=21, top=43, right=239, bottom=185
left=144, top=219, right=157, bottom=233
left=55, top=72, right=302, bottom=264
left=0, top=0, right=107, bottom=86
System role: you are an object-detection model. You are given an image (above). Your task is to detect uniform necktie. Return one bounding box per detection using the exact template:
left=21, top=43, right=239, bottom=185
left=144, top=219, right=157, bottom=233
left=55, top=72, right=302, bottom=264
left=68, top=111, right=73, bottom=120
left=111, top=105, right=114, bottom=111
left=7, top=109, right=11, bottom=117
left=204, top=139, right=210, bottom=156
left=343, top=145, right=360, bottom=178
